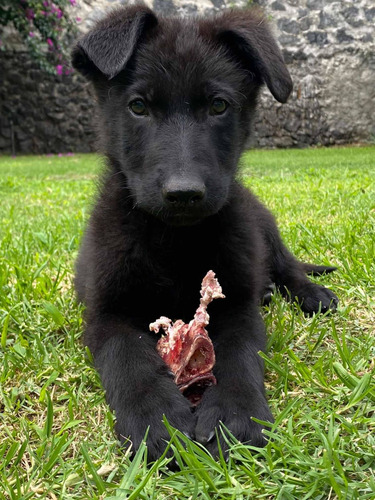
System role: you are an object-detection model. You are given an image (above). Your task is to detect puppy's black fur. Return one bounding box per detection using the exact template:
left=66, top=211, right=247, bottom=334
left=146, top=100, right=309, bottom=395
left=72, top=4, right=338, bottom=460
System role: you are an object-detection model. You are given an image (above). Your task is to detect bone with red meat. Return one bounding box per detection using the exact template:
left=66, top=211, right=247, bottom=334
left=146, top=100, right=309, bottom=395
left=149, top=271, right=225, bottom=406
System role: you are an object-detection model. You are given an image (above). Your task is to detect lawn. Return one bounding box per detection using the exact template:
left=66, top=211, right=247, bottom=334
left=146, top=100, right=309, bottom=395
left=0, top=146, right=374, bottom=499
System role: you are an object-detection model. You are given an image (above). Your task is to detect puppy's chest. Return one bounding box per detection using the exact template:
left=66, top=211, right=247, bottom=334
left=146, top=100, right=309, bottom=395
left=150, top=248, right=215, bottom=317
left=121, top=232, right=218, bottom=319
left=118, top=218, right=259, bottom=320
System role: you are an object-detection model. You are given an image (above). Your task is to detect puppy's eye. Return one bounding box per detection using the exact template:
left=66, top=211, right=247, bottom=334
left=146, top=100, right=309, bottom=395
left=129, top=99, right=147, bottom=116
left=210, top=99, right=228, bottom=115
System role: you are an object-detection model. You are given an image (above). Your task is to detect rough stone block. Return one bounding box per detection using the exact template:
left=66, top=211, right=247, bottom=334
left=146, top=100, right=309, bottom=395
left=336, top=28, right=355, bottom=43
left=278, top=18, right=300, bottom=35
left=306, top=0, right=324, bottom=10
left=364, top=7, right=375, bottom=21
left=270, top=1, right=286, bottom=11
left=306, top=31, right=329, bottom=45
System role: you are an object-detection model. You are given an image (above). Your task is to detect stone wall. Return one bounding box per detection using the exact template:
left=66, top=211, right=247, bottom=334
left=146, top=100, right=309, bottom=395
left=0, top=52, right=97, bottom=154
left=252, top=0, right=375, bottom=147
left=0, top=0, right=374, bottom=153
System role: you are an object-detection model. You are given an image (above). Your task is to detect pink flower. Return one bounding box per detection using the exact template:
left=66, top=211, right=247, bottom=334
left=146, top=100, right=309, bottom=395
left=29, top=32, right=34, bottom=37
left=56, top=9, right=63, bottom=19
left=76, top=17, right=81, bottom=22
left=69, top=0, right=76, bottom=5
left=25, top=8, right=35, bottom=20
left=56, top=64, right=63, bottom=75
left=43, top=1, right=49, bottom=7
left=47, top=38, right=53, bottom=48
left=58, top=153, right=63, bottom=157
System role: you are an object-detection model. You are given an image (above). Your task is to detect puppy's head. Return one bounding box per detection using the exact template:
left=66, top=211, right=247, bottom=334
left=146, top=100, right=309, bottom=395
left=72, top=3, right=292, bottom=226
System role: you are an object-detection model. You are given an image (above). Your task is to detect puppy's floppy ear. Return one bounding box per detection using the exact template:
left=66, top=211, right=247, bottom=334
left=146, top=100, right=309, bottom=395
left=214, top=8, right=293, bottom=103
left=72, top=3, right=157, bottom=80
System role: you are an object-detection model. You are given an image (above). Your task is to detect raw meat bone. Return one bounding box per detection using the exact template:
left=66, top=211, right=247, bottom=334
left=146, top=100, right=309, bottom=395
left=149, top=271, right=225, bottom=406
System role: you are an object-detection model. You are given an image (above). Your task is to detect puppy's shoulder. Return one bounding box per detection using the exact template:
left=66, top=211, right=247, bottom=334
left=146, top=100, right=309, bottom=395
left=230, top=181, right=268, bottom=217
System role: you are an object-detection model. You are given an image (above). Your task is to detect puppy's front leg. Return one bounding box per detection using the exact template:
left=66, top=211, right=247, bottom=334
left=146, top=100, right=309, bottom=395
left=250, top=192, right=339, bottom=314
left=86, top=317, right=195, bottom=461
left=194, top=305, right=273, bottom=455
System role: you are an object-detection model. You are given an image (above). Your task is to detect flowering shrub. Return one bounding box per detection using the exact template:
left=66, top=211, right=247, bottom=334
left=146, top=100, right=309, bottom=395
left=0, top=0, right=78, bottom=75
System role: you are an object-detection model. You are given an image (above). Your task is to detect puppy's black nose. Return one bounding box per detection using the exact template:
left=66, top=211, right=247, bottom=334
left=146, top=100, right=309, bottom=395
left=163, top=182, right=206, bottom=207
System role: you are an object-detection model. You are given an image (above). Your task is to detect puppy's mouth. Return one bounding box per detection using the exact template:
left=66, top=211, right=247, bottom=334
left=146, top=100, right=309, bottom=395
left=165, top=212, right=205, bottom=227
left=137, top=199, right=222, bottom=226
left=151, top=203, right=224, bottom=226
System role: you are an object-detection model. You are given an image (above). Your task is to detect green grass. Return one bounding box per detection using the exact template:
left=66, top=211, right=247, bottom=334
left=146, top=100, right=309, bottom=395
left=0, top=146, right=374, bottom=499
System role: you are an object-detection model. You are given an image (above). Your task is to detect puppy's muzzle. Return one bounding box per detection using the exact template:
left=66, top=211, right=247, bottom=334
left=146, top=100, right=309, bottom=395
left=162, top=180, right=206, bottom=210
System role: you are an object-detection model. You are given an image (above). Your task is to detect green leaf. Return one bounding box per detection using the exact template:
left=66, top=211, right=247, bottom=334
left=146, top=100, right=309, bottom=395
left=1, top=313, right=10, bottom=349
left=42, top=301, right=65, bottom=326
left=81, top=442, right=106, bottom=494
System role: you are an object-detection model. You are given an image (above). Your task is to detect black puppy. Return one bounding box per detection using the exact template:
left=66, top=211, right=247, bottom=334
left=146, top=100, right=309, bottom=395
left=72, top=4, right=338, bottom=460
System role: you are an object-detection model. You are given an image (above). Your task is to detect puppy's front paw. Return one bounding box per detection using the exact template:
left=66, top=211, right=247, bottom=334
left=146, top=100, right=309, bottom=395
left=194, top=385, right=273, bottom=457
left=115, top=382, right=195, bottom=462
left=293, top=283, right=338, bottom=315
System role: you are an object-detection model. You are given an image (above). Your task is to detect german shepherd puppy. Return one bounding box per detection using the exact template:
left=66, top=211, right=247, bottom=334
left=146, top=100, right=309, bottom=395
left=72, top=3, right=338, bottom=460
